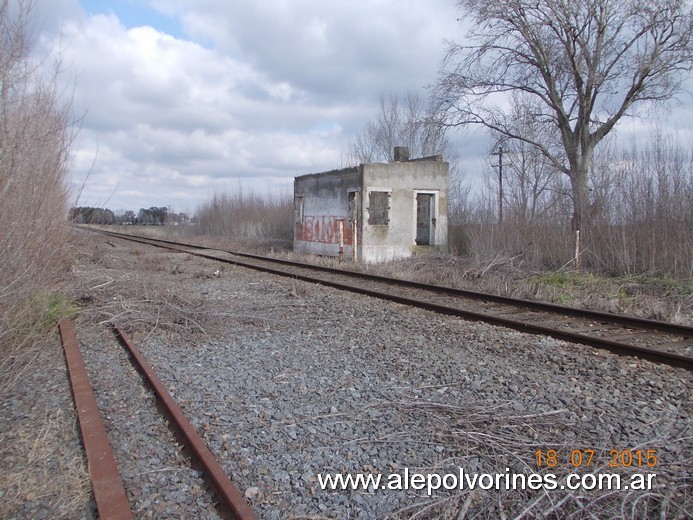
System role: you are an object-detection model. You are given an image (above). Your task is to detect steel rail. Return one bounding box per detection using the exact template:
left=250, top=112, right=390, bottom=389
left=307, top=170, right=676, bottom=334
left=58, top=318, right=133, bottom=520
left=112, top=324, right=258, bottom=520
left=94, top=228, right=692, bottom=336
left=230, top=252, right=692, bottom=336
left=92, top=229, right=693, bottom=370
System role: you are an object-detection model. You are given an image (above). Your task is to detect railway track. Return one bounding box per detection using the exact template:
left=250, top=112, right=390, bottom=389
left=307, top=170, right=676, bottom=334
left=58, top=317, right=257, bottom=520
left=92, top=228, right=693, bottom=371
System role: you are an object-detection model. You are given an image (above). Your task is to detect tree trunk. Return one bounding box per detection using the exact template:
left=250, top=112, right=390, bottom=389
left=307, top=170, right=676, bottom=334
left=570, top=169, right=590, bottom=233
left=568, top=145, right=593, bottom=269
left=565, top=135, right=594, bottom=228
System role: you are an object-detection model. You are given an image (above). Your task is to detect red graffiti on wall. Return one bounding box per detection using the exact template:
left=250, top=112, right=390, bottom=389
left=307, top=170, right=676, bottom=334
left=297, top=216, right=353, bottom=244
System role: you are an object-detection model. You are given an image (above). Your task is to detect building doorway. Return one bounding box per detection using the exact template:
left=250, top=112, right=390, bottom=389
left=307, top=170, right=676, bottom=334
left=347, top=190, right=361, bottom=260
left=415, top=193, right=434, bottom=245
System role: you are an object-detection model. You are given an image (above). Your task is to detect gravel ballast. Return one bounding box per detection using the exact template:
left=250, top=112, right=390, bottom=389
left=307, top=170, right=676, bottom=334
left=3, top=235, right=690, bottom=519
left=76, top=325, right=222, bottom=519
left=135, top=270, right=691, bottom=518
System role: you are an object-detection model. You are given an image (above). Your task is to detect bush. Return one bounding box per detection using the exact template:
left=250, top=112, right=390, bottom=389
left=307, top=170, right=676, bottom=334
left=194, top=189, right=293, bottom=242
left=0, top=0, right=74, bottom=352
left=449, top=132, right=692, bottom=277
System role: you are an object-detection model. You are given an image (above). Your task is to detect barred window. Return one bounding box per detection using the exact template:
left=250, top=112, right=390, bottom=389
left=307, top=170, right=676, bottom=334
left=368, top=191, right=390, bottom=225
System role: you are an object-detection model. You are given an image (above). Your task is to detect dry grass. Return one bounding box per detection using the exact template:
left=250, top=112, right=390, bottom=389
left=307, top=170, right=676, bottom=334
left=267, top=250, right=692, bottom=325
left=363, top=255, right=692, bottom=324
left=0, top=334, right=91, bottom=519
left=84, top=224, right=692, bottom=325
left=372, top=395, right=691, bottom=519
left=68, top=237, right=256, bottom=340
left=0, top=409, right=91, bottom=519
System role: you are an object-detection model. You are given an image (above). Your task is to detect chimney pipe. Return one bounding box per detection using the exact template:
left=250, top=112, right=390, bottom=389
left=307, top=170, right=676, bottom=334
left=393, top=146, right=410, bottom=162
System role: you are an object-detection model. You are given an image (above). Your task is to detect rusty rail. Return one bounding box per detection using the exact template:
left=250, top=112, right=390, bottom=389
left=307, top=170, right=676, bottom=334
left=111, top=323, right=257, bottom=520
left=58, top=318, right=133, bottom=520
left=87, top=228, right=693, bottom=371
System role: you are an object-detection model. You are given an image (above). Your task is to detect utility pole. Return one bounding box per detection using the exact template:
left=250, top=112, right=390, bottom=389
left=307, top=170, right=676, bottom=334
left=491, top=146, right=503, bottom=224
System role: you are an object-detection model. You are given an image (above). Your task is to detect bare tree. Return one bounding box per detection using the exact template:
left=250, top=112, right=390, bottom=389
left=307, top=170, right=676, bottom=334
left=488, top=98, right=567, bottom=225
left=434, top=0, right=692, bottom=247
left=349, top=91, right=453, bottom=163
left=349, top=91, right=469, bottom=223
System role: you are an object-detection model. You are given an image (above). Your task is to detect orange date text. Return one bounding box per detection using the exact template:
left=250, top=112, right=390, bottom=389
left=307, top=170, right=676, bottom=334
left=535, top=449, right=657, bottom=468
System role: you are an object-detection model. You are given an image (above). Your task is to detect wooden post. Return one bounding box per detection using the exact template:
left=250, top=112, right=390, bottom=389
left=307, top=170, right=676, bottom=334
left=338, top=219, right=344, bottom=262
left=352, top=192, right=359, bottom=261
left=574, top=229, right=581, bottom=270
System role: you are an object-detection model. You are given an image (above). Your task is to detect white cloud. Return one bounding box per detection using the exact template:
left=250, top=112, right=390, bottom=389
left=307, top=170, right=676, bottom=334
left=46, top=1, right=464, bottom=210
left=37, top=0, right=691, bottom=212
left=164, top=0, right=459, bottom=101
left=49, top=11, right=347, bottom=209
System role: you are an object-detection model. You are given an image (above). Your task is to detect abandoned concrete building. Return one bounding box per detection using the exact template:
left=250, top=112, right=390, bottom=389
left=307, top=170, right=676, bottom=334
left=293, top=147, right=449, bottom=263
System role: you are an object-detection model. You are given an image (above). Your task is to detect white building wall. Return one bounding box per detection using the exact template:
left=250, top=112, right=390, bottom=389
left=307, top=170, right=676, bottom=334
left=360, top=160, right=448, bottom=263
left=293, top=156, right=448, bottom=263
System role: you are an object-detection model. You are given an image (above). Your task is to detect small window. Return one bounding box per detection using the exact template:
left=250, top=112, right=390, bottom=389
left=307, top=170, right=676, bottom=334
left=368, top=191, right=390, bottom=225
left=294, top=196, right=304, bottom=224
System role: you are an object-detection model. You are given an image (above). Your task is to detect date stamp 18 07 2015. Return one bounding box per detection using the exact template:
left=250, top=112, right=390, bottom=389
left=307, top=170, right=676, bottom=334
left=535, top=449, right=658, bottom=469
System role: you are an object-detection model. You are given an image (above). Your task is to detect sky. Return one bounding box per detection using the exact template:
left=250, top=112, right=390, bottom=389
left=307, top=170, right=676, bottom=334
left=31, top=1, right=693, bottom=215
left=36, top=0, right=464, bottom=214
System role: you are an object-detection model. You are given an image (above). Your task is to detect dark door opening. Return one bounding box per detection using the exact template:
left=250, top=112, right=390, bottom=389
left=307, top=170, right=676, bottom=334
left=348, top=191, right=360, bottom=260
left=416, top=193, right=434, bottom=245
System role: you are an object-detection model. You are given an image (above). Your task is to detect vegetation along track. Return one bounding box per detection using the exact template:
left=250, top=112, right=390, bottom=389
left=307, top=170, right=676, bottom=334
left=92, top=228, right=693, bottom=371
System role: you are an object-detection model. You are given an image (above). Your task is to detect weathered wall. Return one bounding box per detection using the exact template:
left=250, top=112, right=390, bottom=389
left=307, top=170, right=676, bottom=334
left=293, top=158, right=448, bottom=263
left=361, top=160, right=448, bottom=262
left=293, top=168, right=362, bottom=257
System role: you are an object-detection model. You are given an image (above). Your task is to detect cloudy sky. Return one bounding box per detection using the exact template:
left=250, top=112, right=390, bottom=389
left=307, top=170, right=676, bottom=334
left=34, top=0, right=462, bottom=214
left=35, top=1, right=692, bottom=215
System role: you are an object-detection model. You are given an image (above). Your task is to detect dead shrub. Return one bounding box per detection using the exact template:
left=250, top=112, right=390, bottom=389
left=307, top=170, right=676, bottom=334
left=194, top=189, right=293, bottom=241
left=449, top=132, right=692, bottom=278
left=0, top=0, right=75, bottom=356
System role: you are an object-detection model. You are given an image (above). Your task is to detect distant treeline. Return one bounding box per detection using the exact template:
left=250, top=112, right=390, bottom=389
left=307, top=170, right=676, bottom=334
left=70, top=206, right=190, bottom=226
